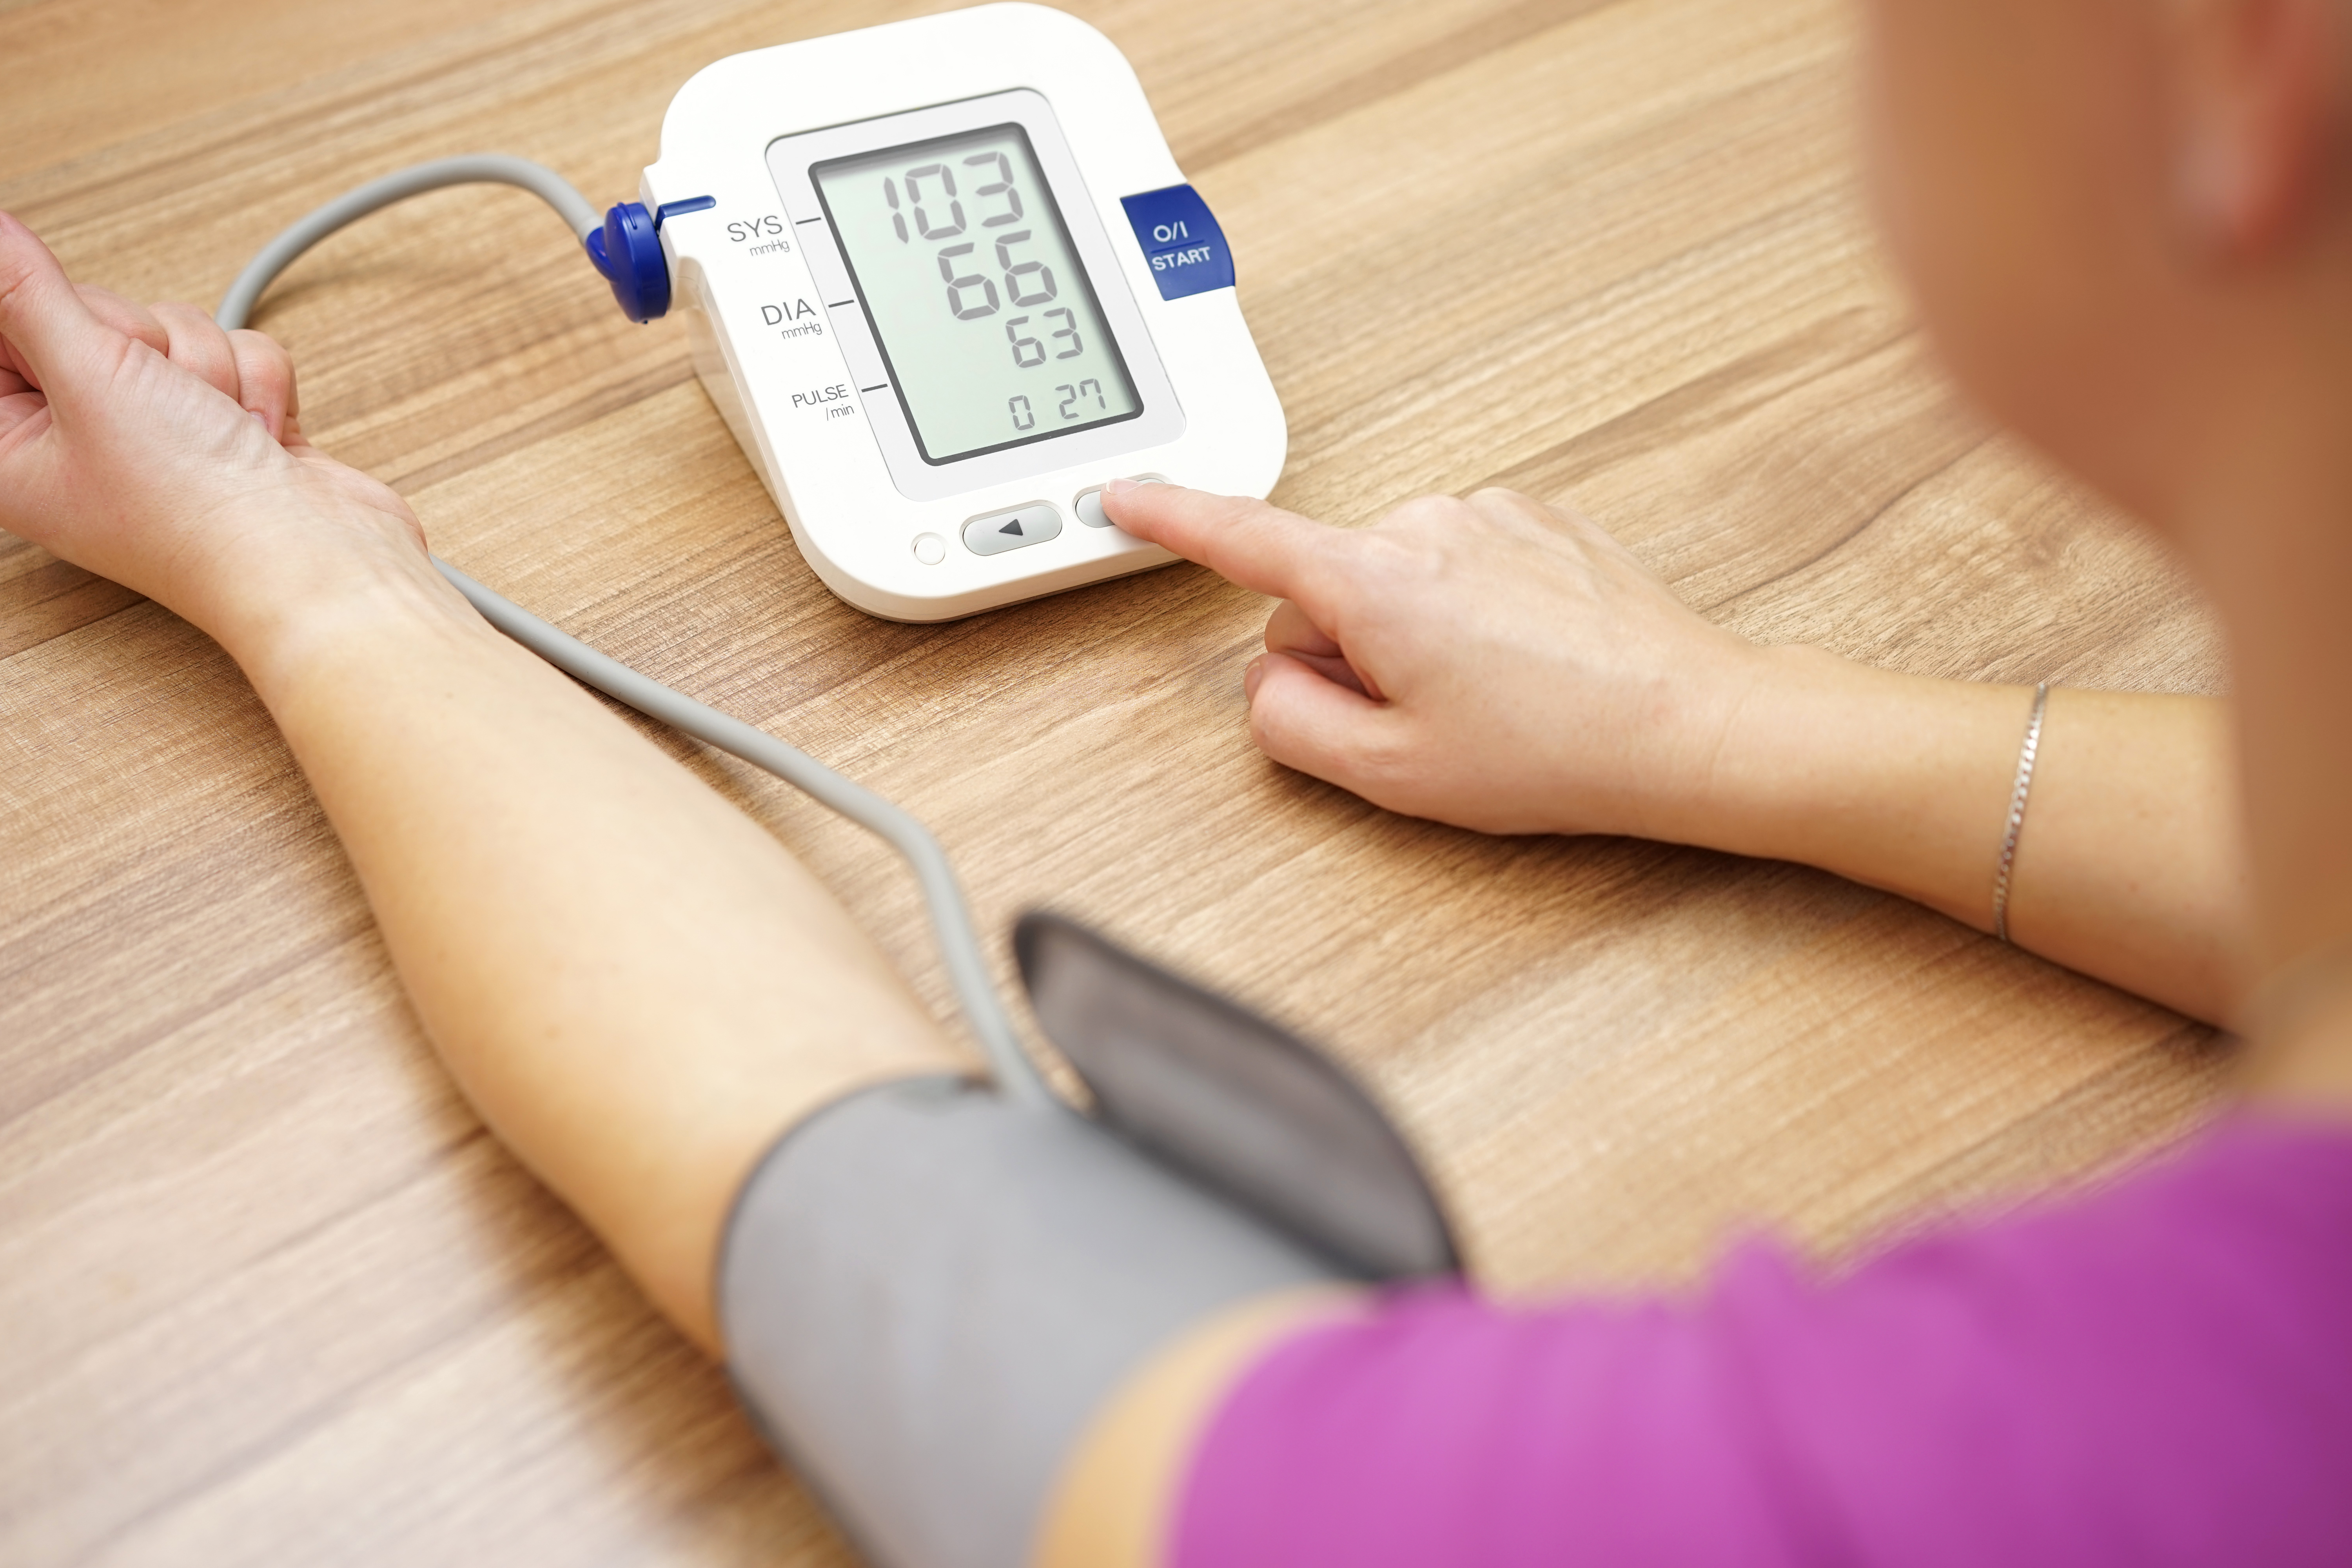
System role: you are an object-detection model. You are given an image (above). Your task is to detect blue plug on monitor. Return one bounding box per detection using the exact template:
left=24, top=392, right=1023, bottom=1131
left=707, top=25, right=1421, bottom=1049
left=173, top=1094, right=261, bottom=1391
left=586, top=195, right=715, bottom=323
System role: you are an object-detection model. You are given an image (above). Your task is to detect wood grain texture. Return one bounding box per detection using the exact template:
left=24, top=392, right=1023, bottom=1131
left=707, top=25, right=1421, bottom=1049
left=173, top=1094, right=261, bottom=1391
left=0, top=0, right=2229, bottom=1562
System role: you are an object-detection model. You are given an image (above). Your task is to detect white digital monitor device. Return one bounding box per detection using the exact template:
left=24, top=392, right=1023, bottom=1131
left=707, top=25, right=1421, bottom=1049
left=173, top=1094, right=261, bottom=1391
left=642, top=4, right=1287, bottom=621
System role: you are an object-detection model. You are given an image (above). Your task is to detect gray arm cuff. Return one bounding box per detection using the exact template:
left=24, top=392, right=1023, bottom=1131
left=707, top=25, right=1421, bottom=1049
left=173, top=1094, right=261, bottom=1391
left=718, top=1077, right=1345, bottom=1568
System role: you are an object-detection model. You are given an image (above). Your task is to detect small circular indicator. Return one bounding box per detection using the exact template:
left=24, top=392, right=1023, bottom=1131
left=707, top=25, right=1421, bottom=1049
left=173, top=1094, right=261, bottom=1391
left=912, top=532, right=946, bottom=565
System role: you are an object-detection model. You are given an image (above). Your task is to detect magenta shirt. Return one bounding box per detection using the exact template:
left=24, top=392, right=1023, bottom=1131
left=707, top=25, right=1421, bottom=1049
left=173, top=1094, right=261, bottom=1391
left=1174, top=1115, right=2352, bottom=1566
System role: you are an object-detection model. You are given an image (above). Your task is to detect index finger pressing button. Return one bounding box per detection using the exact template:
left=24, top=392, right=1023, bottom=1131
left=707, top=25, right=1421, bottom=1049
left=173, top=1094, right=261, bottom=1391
left=1074, top=475, right=1166, bottom=528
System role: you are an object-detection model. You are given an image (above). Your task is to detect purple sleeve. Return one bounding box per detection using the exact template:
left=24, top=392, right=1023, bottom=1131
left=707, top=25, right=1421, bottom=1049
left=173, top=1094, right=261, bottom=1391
left=1173, top=1116, right=2352, bottom=1568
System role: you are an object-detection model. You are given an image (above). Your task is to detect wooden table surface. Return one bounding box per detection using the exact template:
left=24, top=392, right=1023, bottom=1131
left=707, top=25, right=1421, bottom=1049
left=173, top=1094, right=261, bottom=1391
left=0, top=0, right=2231, bottom=1561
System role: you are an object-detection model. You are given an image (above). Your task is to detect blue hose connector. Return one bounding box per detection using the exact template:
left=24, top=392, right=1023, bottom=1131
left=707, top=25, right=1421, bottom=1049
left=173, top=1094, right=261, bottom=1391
left=585, top=196, right=717, bottom=324
left=587, top=201, right=669, bottom=323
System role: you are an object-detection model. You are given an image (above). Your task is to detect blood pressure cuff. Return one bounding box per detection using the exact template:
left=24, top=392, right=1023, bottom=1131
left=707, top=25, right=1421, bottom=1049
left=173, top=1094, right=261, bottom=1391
left=720, top=1078, right=1340, bottom=1568
left=716, top=914, right=1461, bottom=1568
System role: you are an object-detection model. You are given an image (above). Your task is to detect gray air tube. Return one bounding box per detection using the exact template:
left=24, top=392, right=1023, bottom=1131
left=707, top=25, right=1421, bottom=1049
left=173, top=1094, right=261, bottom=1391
left=216, top=158, right=1047, bottom=1103
left=221, top=163, right=1465, bottom=1568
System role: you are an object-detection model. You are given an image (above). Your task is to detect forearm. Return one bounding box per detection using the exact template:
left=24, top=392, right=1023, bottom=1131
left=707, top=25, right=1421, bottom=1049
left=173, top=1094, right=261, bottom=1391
left=1687, top=646, right=2255, bottom=1022
left=1101, top=485, right=2255, bottom=1023
left=230, top=559, right=962, bottom=1350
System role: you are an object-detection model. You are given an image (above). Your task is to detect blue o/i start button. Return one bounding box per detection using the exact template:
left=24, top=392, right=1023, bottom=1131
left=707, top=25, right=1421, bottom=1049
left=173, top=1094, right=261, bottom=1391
left=1118, top=184, right=1235, bottom=301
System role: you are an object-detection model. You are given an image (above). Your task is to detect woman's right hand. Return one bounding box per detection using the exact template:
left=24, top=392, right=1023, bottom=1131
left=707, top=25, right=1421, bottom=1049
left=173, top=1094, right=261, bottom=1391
left=1106, top=478, right=2256, bottom=1025
left=1101, top=479, right=1777, bottom=841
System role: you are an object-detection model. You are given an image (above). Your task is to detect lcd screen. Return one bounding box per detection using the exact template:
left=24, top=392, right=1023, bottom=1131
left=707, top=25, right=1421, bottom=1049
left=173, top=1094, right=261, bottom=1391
left=813, top=123, right=1142, bottom=464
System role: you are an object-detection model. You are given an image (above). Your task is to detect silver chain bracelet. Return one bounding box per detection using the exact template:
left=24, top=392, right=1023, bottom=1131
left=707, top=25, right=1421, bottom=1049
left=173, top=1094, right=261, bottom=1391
left=1991, top=682, right=2051, bottom=943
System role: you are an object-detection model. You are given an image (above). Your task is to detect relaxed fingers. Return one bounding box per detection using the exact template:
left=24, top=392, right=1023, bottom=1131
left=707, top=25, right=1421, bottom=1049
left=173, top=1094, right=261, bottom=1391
left=1287, top=649, right=1377, bottom=698
left=1246, top=650, right=1401, bottom=792
left=228, top=328, right=297, bottom=438
left=1265, top=599, right=1377, bottom=699
left=151, top=300, right=242, bottom=403
left=1264, top=597, right=1341, bottom=659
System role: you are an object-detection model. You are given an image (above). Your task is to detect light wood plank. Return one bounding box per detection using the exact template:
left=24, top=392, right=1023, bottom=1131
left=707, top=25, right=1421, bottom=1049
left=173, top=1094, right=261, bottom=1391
left=0, top=0, right=2227, bottom=1561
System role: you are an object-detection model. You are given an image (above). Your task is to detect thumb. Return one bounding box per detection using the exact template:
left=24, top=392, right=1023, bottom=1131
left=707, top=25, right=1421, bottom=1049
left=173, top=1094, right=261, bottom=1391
left=1246, top=650, right=1405, bottom=793
left=0, top=211, right=117, bottom=402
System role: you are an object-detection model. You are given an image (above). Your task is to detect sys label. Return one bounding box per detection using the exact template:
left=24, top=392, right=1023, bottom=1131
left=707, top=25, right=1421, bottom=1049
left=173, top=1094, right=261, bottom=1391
left=731, top=213, right=791, bottom=255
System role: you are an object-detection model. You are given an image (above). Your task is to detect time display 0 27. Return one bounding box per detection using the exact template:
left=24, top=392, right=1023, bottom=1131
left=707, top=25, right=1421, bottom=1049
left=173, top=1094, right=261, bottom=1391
left=813, top=123, right=1142, bottom=465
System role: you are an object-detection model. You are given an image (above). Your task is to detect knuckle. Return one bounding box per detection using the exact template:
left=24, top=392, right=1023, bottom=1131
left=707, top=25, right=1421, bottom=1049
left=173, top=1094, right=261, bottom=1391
left=1382, top=492, right=1468, bottom=531
left=1249, top=695, right=1405, bottom=792
left=0, top=252, right=44, bottom=321
left=1465, top=484, right=1543, bottom=510
left=1339, top=723, right=1414, bottom=788
left=1348, top=524, right=1448, bottom=592
left=1245, top=698, right=1310, bottom=770
left=1465, top=486, right=1550, bottom=529
left=232, top=329, right=292, bottom=370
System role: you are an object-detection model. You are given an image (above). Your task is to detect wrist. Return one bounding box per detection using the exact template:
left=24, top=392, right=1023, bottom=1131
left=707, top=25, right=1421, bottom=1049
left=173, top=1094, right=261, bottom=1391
left=1666, top=642, right=1904, bottom=864
left=1690, top=644, right=2037, bottom=918
left=1604, top=640, right=1867, bottom=854
left=203, top=518, right=488, bottom=711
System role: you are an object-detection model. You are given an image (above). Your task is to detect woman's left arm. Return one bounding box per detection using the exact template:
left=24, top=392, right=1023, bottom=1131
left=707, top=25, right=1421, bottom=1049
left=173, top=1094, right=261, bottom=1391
left=0, top=212, right=965, bottom=1351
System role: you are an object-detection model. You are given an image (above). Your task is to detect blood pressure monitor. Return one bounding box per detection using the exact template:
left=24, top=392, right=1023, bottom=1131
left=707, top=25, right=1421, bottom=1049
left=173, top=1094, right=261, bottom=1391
left=641, top=4, right=1286, bottom=621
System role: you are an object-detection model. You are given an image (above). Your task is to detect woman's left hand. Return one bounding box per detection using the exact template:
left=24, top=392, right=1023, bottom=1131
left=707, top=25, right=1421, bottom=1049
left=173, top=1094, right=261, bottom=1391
left=0, top=210, right=437, bottom=657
